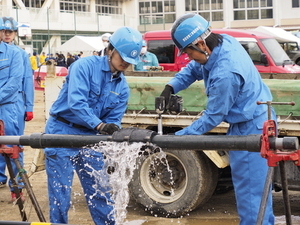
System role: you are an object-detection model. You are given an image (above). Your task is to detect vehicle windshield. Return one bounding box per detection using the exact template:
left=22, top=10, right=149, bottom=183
left=261, top=38, right=293, bottom=65
left=147, top=40, right=175, bottom=63
left=239, top=40, right=263, bottom=64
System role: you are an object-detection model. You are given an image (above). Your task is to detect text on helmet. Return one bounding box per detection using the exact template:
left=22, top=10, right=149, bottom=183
left=182, top=25, right=204, bottom=42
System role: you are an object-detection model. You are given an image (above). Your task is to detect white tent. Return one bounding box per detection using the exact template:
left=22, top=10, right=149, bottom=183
left=253, top=26, right=300, bottom=46
left=56, top=35, right=104, bottom=56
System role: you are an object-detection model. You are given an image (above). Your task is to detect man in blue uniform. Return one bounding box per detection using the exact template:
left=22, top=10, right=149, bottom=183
left=44, top=27, right=142, bottom=225
left=134, top=40, right=159, bottom=71
left=0, top=18, right=25, bottom=198
left=2, top=17, right=34, bottom=201
left=159, top=14, right=276, bottom=225
left=1, top=16, right=34, bottom=201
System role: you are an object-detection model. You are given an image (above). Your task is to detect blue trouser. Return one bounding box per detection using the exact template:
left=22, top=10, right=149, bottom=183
left=228, top=110, right=276, bottom=225
left=45, top=116, right=115, bottom=225
left=0, top=103, right=24, bottom=191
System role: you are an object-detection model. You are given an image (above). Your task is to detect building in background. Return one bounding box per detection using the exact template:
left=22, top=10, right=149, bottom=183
left=0, top=0, right=299, bottom=54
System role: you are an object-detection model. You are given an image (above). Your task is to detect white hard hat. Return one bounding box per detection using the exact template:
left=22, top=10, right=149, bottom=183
left=102, top=33, right=112, bottom=41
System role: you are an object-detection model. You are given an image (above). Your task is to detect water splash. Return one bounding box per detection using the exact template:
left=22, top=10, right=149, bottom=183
left=88, top=141, right=159, bottom=225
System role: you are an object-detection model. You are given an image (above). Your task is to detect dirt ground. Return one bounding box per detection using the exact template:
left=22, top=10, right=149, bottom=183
left=0, top=90, right=300, bottom=225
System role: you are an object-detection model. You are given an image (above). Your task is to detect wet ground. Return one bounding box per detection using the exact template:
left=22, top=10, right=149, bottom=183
left=0, top=90, right=299, bottom=225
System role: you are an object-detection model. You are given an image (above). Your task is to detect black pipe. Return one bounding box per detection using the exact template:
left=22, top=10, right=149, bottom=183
left=0, top=129, right=298, bottom=152
left=152, top=134, right=263, bottom=152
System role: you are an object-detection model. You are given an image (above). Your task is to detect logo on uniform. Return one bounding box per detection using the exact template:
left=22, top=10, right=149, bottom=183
left=131, top=50, right=138, bottom=57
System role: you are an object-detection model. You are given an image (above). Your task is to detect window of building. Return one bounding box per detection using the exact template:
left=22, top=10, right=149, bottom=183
left=233, top=0, right=273, bottom=20
left=292, top=0, right=300, bottom=7
left=60, top=0, right=90, bottom=12
left=21, top=0, right=46, bottom=8
left=95, top=0, right=122, bottom=14
left=139, top=0, right=176, bottom=26
left=185, top=0, right=223, bottom=22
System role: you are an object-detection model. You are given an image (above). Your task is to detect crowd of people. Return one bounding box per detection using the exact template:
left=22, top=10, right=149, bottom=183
left=29, top=51, right=84, bottom=70
left=0, top=13, right=277, bottom=225
left=29, top=32, right=160, bottom=73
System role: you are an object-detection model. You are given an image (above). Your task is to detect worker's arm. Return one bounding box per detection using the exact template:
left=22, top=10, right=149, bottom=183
left=176, top=72, right=242, bottom=135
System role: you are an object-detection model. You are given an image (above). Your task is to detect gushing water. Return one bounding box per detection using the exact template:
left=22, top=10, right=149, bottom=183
left=87, top=141, right=164, bottom=225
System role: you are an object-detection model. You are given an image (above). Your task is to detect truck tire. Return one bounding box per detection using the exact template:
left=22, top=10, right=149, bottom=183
left=129, top=150, right=219, bottom=217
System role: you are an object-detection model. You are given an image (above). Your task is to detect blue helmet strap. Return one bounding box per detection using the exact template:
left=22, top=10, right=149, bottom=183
left=188, top=41, right=210, bottom=59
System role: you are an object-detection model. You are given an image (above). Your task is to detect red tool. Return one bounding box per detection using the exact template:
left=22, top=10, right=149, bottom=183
left=0, top=120, right=46, bottom=222
left=260, top=119, right=300, bottom=167
left=256, top=101, right=298, bottom=225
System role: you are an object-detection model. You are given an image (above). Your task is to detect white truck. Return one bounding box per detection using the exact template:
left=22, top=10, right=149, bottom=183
left=253, top=26, right=300, bottom=66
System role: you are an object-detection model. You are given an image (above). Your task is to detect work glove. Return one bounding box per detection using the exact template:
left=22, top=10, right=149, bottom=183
left=25, top=112, right=34, bottom=121
left=97, top=123, right=120, bottom=135
left=159, top=85, right=174, bottom=112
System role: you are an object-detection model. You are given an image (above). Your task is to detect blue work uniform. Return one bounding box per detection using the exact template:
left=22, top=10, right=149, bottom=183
left=5, top=44, right=34, bottom=192
left=134, top=51, right=159, bottom=71
left=0, top=42, right=24, bottom=188
left=168, top=34, right=275, bottom=225
left=12, top=45, right=34, bottom=134
left=44, top=55, right=130, bottom=225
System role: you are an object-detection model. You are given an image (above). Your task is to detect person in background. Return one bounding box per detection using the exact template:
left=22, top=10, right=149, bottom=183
left=0, top=17, right=26, bottom=201
left=2, top=16, right=34, bottom=130
left=1, top=17, right=34, bottom=201
left=66, top=52, right=75, bottom=68
left=56, top=53, right=67, bottom=67
left=39, top=51, right=46, bottom=65
left=93, top=50, right=98, bottom=55
left=29, top=52, right=38, bottom=73
left=73, top=53, right=79, bottom=61
left=44, top=26, right=143, bottom=225
left=55, top=52, right=59, bottom=61
left=45, top=53, right=56, bottom=61
left=159, top=13, right=276, bottom=225
left=98, top=33, right=112, bottom=56
left=78, top=51, right=84, bottom=58
left=134, top=40, right=159, bottom=71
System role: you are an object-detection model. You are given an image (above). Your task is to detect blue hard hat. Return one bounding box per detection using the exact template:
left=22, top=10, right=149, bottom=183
left=2, top=17, right=18, bottom=31
left=171, top=13, right=211, bottom=55
left=109, top=27, right=142, bottom=65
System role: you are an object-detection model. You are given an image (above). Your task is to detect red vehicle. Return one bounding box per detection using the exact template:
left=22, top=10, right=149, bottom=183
left=143, top=29, right=300, bottom=73
left=143, top=30, right=190, bottom=71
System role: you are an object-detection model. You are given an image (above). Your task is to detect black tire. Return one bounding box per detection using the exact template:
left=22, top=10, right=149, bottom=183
left=129, top=150, right=219, bottom=217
